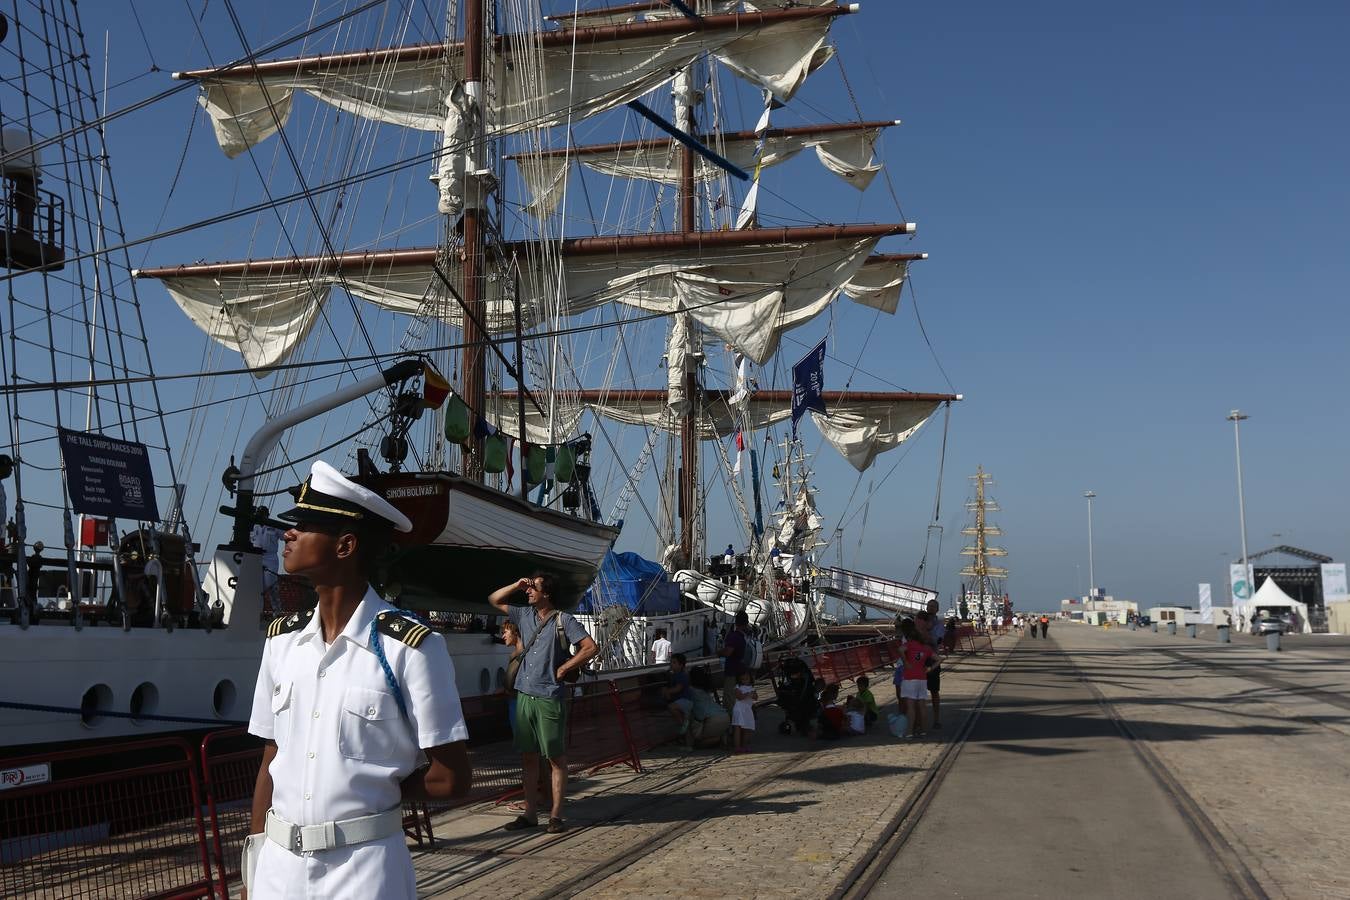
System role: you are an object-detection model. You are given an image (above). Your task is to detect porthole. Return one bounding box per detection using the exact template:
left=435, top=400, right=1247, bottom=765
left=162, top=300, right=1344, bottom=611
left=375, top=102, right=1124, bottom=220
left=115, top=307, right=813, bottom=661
left=479, top=667, right=491, bottom=695
left=213, top=679, right=237, bottom=718
left=80, top=683, right=113, bottom=727
left=495, top=667, right=507, bottom=690
left=130, top=682, right=159, bottom=724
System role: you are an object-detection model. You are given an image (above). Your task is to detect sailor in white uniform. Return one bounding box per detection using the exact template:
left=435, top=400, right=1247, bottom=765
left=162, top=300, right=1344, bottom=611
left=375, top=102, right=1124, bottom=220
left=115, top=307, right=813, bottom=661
left=243, top=460, right=471, bottom=899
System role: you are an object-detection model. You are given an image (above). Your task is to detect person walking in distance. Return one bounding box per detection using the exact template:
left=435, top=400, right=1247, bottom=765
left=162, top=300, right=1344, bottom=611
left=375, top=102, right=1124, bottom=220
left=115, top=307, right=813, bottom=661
left=1039, top=614, right=1050, bottom=638
left=651, top=627, right=672, bottom=665
left=924, top=599, right=946, bottom=729
left=489, top=573, right=598, bottom=834
left=242, top=461, right=471, bottom=900
left=719, top=610, right=750, bottom=717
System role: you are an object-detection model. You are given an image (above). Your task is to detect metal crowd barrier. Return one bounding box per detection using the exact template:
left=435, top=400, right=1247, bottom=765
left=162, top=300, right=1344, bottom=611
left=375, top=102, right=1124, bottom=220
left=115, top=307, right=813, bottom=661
left=0, top=736, right=214, bottom=899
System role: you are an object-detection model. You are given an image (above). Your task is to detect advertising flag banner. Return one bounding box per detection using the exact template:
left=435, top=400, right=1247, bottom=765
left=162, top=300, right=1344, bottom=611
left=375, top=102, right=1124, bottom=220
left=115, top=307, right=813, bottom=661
left=1229, top=563, right=1253, bottom=617
left=1321, top=563, right=1348, bottom=604
left=1198, top=583, right=1213, bottom=623
left=791, top=339, right=827, bottom=434
left=58, top=428, right=160, bottom=521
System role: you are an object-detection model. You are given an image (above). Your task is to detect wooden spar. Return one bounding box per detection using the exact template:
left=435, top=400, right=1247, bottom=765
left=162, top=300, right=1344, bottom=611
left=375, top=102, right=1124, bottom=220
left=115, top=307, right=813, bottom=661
left=133, top=227, right=921, bottom=280
left=460, top=0, right=486, bottom=481
left=503, top=121, right=903, bottom=161
left=172, top=6, right=853, bottom=81
left=485, top=389, right=962, bottom=404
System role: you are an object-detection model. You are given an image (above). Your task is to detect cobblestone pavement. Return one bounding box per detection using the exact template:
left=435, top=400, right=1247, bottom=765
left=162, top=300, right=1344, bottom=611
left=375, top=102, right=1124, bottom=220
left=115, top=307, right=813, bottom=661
left=1057, top=625, right=1350, bottom=900
left=415, top=643, right=1011, bottom=899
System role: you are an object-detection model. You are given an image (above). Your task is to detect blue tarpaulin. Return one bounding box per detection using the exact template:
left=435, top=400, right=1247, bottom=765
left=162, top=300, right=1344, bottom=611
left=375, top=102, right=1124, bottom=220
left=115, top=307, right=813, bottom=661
left=579, top=551, right=681, bottom=615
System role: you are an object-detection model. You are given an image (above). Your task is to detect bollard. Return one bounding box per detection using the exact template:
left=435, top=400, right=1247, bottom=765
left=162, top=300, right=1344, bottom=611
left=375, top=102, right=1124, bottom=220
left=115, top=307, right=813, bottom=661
left=1151, top=622, right=1158, bottom=633
left=1186, top=624, right=1197, bottom=639
left=1129, top=621, right=1137, bottom=632
left=1217, top=625, right=1230, bottom=643
left=1168, top=621, right=1177, bottom=636
left=1266, top=632, right=1281, bottom=652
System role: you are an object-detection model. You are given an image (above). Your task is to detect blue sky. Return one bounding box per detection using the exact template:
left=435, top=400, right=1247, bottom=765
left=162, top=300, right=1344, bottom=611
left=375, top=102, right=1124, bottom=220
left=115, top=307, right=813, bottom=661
left=62, top=1, right=1350, bottom=613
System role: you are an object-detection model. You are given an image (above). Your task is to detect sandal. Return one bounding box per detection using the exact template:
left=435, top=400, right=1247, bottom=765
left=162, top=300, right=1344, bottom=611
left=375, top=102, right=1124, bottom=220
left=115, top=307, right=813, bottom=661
left=546, top=817, right=567, bottom=834
left=502, top=815, right=538, bottom=831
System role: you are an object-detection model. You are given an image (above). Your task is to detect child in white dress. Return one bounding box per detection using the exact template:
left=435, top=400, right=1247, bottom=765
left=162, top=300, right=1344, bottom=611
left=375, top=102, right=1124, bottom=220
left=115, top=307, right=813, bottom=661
left=731, top=670, right=757, bottom=753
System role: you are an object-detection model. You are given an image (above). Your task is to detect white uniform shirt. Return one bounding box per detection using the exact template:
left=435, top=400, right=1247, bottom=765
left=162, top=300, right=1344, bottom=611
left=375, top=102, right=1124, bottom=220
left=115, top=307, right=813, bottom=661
left=247, top=589, right=469, bottom=826
left=652, top=637, right=672, bottom=664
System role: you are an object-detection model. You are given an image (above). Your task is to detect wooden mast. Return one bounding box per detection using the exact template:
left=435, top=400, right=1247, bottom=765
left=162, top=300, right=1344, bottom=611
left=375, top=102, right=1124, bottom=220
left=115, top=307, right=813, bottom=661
left=460, top=0, right=486, bottom=480
left=676, top=61, right=699, bottom=569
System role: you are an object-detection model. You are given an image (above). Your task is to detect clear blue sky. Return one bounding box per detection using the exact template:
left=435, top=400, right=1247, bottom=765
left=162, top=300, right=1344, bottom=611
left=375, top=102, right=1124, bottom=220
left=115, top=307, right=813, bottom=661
left=71, top=1, right=1350, bottom=613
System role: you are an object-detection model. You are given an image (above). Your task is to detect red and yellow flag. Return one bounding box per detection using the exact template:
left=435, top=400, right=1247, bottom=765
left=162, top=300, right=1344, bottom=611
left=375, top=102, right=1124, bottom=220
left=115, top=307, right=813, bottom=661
left=422, top=362, right=451, bottom=409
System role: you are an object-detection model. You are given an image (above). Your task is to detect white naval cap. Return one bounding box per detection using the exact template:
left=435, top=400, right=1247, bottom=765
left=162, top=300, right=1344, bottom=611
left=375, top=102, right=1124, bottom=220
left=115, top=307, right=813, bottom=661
left=279, top=460, right=413, bottom=533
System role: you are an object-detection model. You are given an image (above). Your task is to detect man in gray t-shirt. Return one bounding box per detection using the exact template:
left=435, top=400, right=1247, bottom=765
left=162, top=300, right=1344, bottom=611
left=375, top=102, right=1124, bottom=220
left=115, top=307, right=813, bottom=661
left=488, top=574, right=597, bottom=835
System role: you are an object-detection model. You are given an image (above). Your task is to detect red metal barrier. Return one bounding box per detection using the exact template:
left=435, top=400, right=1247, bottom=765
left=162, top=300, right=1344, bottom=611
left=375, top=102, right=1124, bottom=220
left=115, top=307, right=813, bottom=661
left=0, top=737, right=214, bottom=899
left=199, top=729, right=261, bottom=899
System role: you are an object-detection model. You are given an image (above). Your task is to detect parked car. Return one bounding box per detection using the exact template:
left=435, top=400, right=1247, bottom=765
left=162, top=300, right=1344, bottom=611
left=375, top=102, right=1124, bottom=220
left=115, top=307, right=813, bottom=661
left=1250, top=616, right=1287, bottom=636
left=1135, top=615, right=1151, bottom=627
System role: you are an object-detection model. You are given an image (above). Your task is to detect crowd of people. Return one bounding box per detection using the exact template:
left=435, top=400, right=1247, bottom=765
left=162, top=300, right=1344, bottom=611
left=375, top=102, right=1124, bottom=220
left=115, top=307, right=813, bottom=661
left=1012, top=613, right=1051, bottom=638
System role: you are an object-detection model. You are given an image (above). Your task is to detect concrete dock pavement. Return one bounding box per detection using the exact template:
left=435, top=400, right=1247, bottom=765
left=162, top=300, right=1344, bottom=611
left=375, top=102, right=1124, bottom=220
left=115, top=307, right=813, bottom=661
left=405, top=626, right=1348, bottom=899
left=866, top=633, right=1244, bottom=899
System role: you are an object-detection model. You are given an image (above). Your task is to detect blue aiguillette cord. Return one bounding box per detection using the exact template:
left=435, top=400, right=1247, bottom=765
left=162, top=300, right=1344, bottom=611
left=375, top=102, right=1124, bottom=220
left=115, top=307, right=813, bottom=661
left=368, top=608, right=430, bottom=721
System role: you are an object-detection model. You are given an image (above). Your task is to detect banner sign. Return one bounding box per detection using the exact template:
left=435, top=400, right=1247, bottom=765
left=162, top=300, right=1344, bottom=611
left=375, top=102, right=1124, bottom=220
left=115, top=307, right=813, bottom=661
left=791, top=339, right=827, bottom=434
left=0, top=763, right=50, bottom=791
left=1229, top=563, right=1253, bottom=610
left=1198, top=583, right=1212, bottom=623
left=1321, top=563, right=1348, bottom=604
left=58, top=428, right=160, bottom=521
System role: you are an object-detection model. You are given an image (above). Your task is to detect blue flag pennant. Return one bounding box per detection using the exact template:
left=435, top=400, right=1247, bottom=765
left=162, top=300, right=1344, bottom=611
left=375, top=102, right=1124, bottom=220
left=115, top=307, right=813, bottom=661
left=791, top=339, right=827, bottom=434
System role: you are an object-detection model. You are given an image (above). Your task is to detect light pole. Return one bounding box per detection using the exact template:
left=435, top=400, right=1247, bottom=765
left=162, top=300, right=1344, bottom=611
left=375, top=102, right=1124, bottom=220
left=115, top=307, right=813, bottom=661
left=1083, top=490, right=1097, bottom=599
left=1227, top=410, right=1252, bottom=602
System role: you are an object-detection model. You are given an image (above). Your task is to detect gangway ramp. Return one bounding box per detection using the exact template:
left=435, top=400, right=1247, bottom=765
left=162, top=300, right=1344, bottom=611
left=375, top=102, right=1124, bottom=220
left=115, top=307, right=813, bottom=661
left=815, top=566, right=936, bottom=616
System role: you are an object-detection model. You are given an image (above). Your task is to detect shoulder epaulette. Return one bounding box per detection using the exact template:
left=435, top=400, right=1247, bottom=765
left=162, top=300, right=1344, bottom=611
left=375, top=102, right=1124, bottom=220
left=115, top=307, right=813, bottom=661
left=267, top=607, right=314, bottom=638
left=376, top=611, right=432, bottom=649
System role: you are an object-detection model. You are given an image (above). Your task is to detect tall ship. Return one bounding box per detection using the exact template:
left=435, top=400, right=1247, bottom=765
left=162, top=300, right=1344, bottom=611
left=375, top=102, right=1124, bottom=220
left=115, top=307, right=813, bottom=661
left=959, top=466, right=1008, bottom=624
left=1, top=0, right=959, bottom=750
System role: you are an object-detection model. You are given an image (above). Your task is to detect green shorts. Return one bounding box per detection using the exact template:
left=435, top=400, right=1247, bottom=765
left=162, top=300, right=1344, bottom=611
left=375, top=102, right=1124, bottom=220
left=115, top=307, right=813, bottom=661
left=514, top=692, right=567, bottom=759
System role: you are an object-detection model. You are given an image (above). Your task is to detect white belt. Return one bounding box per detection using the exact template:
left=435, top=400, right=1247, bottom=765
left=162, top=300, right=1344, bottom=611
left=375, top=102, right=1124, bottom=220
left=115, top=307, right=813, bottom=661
left=264, top=807, right=403, bottom=854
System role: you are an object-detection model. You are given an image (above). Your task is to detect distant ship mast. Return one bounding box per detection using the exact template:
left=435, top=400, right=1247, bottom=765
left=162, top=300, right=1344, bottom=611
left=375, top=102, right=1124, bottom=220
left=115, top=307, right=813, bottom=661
left=959, top=466, right=1007, bottom=622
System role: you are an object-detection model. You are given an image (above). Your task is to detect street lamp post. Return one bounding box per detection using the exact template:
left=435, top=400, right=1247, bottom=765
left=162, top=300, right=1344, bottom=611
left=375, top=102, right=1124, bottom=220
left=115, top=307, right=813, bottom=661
left=1083, top=490, right=1097, bottom=599
left=1227, top=410, right=1252, bottom=598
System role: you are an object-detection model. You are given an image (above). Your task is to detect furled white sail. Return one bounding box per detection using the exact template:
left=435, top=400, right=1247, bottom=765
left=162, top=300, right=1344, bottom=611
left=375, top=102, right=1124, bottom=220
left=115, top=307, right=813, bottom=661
left=141, top=234, right=907, bottom=369
left=517, top=124, right=888, bottom=218
left=484, top=391, right=943, bottom=472
left=185, top=11, right=844, bottom=158
left=840, top=256, right=912, bottom=315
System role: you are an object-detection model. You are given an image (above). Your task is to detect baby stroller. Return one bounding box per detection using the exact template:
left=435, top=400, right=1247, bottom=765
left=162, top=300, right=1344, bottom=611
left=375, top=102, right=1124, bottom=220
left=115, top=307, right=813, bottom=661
left=773, top=655, right=819, bottom=735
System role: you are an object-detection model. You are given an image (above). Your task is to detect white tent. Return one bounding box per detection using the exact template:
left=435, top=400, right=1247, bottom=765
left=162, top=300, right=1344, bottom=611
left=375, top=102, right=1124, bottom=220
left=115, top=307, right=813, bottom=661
left=1237, top=578, right=1312, bottom=634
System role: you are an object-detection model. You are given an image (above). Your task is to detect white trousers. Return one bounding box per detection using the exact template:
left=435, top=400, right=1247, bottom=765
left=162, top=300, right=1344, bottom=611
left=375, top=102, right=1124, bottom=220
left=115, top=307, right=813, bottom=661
left=249, top=832, right=415, bottom=899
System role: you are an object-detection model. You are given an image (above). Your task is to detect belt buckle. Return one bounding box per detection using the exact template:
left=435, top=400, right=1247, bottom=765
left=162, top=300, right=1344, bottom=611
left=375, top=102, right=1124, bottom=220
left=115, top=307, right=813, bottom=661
left=292, top=826, right=303, bottom=852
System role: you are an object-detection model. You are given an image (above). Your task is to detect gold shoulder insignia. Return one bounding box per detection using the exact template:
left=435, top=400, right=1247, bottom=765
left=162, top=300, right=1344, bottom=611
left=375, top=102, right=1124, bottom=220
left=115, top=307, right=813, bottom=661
left=267, top=608, right=314, bottom=639
left=376, top=611, right=431, bottom=649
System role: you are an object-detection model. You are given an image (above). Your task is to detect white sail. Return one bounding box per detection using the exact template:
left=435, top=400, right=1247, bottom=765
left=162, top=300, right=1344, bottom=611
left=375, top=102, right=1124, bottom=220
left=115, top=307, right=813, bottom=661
left=185, top=10, right=845, bottom=158
left=518, top=123, right=889, bottom=218
left=140, top=233, right=911, bottom=369
left=483, top=391, right=944, bottom=472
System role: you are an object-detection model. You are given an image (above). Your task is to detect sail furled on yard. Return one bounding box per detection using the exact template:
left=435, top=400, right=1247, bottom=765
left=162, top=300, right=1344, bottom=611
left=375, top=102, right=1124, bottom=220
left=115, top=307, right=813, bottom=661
left=516, top=121, right=892, bottom=218
left=180, top=7, right=849, bottom=159
left=136, top=226, right=917, bottom=370
left=481, top=390, right=951, bottom=473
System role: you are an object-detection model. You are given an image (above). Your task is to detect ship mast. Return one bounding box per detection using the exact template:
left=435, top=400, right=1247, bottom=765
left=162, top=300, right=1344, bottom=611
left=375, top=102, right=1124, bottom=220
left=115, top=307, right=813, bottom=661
left=676, top=58, right=699, bottom=567
left=960, top=465, right=1007, bottom=619
left=459, top=0, right=487, bottom=481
